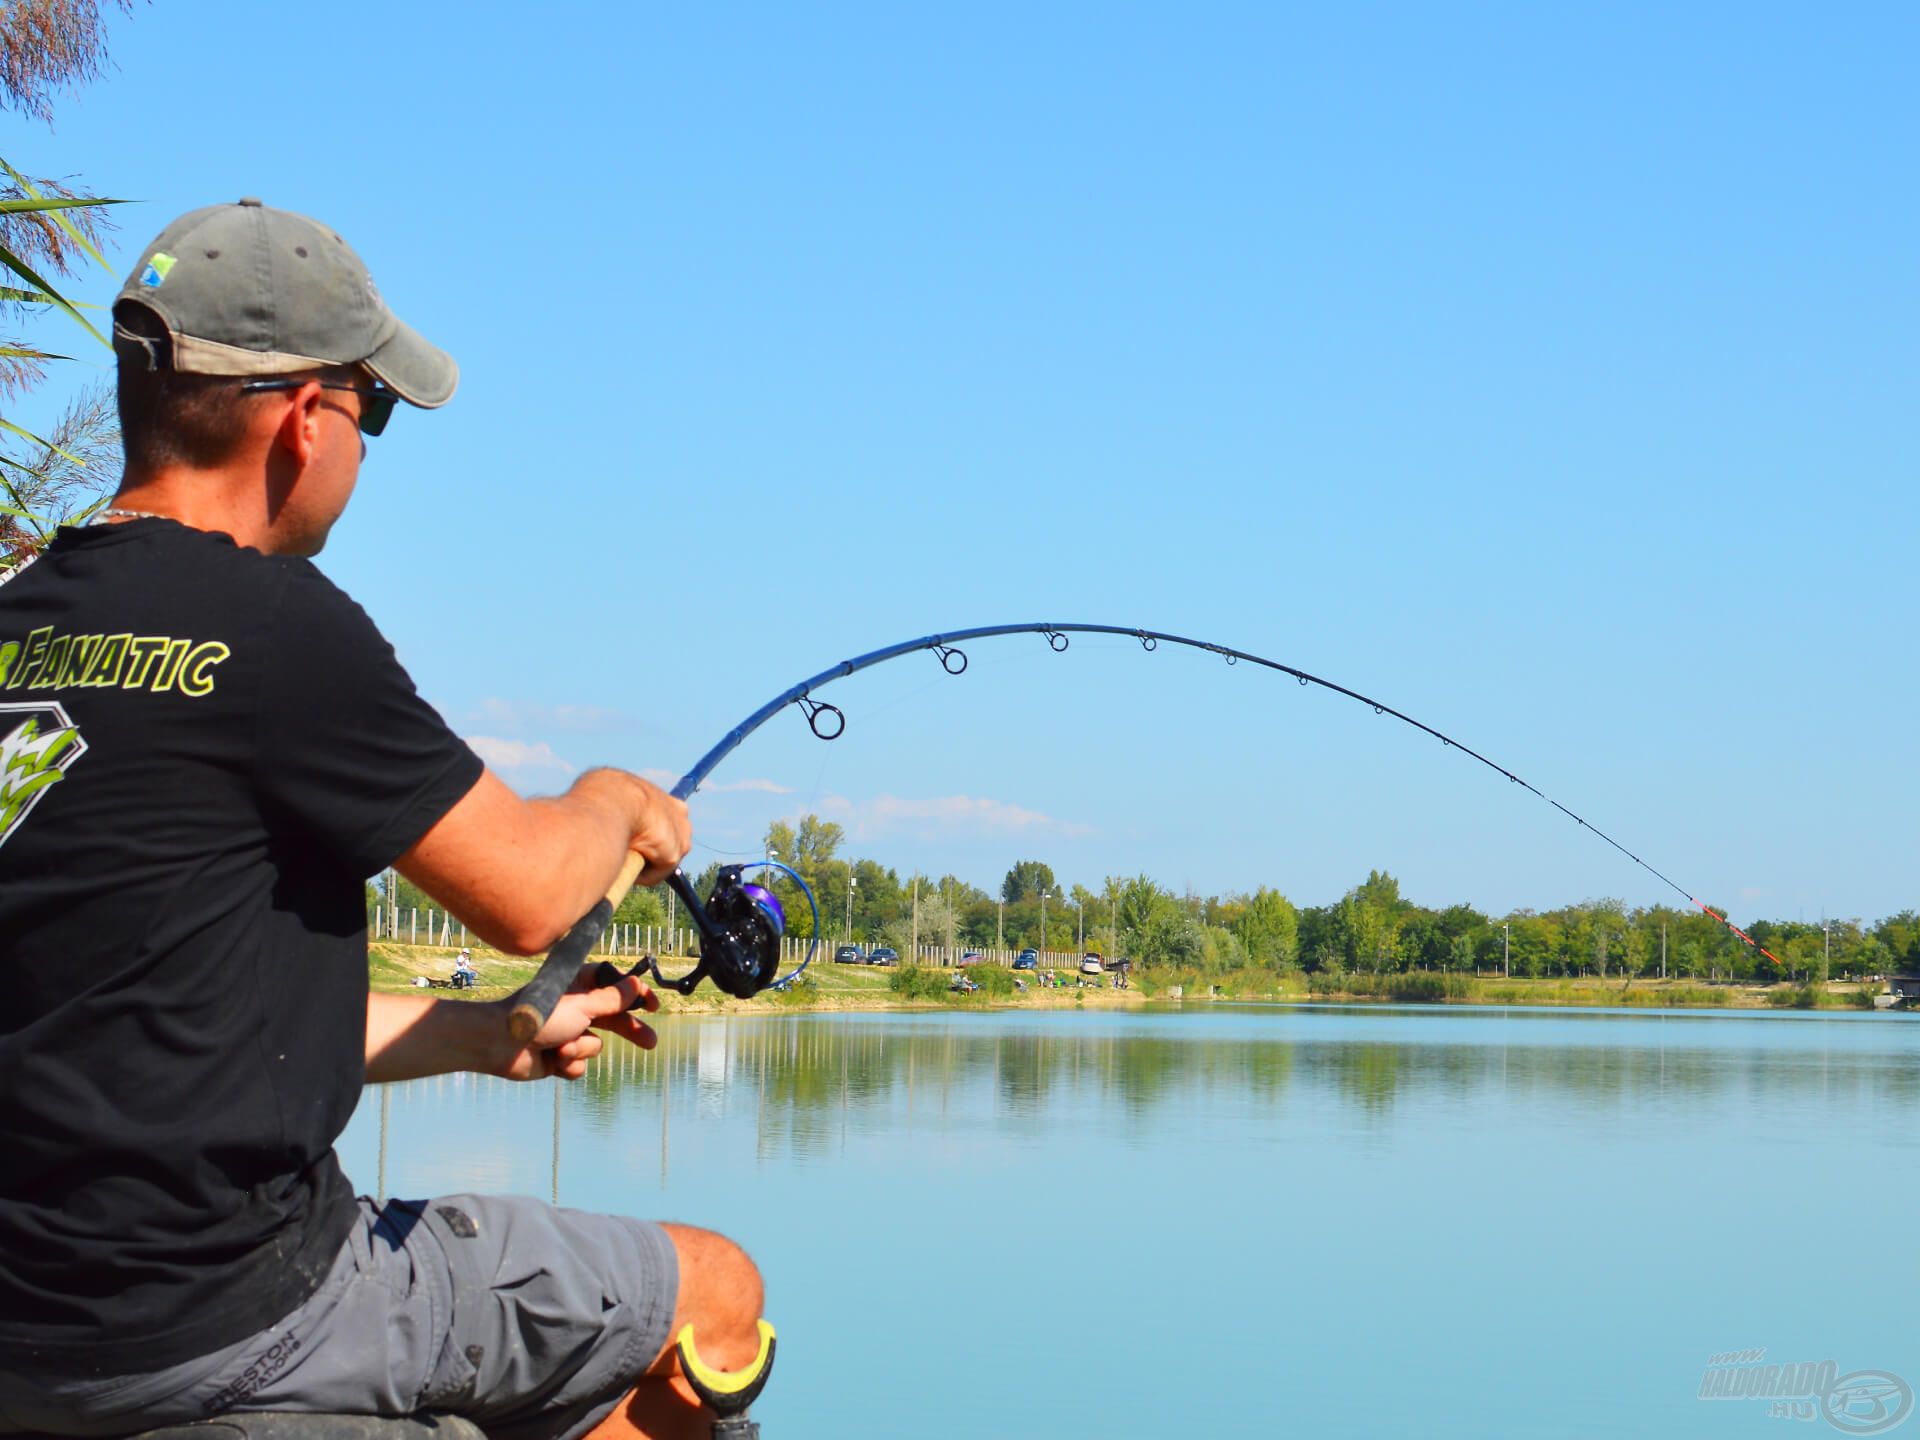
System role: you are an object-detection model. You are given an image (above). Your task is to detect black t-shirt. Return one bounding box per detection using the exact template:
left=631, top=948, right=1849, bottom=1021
left=0, top=518, right=482, bottom=1372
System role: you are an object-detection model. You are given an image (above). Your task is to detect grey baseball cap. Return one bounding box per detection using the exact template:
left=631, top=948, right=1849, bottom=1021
left=114, top=197, right=457, bottom=408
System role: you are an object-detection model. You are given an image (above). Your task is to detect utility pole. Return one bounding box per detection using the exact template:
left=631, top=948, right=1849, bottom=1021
left=845, top=873, right=856, bottom=943
left=1500, top=921, right=1510, bottom=978
left=997, top=899, right=1003, bottom=950
left=1661, top=922, right=1667, bottom=980
left=1076, top=899, right=1084, bottom=952
left=911, top=876, right=919, bottom=963
left=1039, top=890, right=1049, bottom=962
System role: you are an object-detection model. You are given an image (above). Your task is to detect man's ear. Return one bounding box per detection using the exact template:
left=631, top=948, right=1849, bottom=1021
left=269, top=379, right=327, bottom=469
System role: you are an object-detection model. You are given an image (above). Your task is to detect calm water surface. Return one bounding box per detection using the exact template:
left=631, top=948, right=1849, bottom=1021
left=338, top=1004, right=1920, bottom=1438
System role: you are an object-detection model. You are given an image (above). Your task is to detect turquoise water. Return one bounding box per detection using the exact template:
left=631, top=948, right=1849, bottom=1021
left=338, top=1004, right=1920, bottom=1438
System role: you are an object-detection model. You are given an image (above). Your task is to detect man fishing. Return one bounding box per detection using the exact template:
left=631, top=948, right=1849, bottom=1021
left=0, top=199, right=763, bottom=1440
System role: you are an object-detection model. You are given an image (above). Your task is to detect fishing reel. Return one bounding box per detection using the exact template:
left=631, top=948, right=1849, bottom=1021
left=639, top=863, right=817, bottom=998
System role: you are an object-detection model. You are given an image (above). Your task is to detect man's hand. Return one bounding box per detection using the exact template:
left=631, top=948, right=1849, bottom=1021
left=367, top=968, right=662, bottom=1085
left=494, top=965, right=661, bottom=1081
left=621, top=772, right=691, bottom=887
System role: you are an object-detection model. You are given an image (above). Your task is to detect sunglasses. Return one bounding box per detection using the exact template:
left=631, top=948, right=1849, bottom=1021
left=239, top=378, right=397, bottom=436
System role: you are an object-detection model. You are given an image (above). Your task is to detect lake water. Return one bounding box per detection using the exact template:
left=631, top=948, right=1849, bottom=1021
left=337, top=1004, right=1920, bottom=1438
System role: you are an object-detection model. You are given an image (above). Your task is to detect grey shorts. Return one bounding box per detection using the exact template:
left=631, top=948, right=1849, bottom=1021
left=0, top=1195, right=680, bottom=1440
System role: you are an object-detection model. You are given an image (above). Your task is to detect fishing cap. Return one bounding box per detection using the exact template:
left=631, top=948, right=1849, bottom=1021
left=113, top=197, right=457, bottom=408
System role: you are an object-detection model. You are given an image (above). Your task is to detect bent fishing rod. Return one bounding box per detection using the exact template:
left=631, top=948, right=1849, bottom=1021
left=505, top=621, right=1778, bottom=1041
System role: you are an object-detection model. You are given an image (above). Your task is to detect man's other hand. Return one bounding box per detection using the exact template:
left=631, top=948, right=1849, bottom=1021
left=495, top=965, right=661, bottom=1081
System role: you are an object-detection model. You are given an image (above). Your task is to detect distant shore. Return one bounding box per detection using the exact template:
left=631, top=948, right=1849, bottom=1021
left=370, top=944, right=1896, bottom=1015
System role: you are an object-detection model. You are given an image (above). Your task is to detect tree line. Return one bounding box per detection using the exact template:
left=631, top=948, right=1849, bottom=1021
left=375, top=813, right=1919, bottom=984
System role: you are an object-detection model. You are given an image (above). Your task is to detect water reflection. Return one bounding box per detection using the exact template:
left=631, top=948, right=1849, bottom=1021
left=359, top=1006, right=1920, bottom=1203
left=540, top=1005, right=1920, bottom=1171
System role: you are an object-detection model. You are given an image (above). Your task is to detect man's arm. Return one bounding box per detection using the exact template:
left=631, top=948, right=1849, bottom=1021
left=369, top=764, right=683, bottom=1080
left=394, top=765, right=690, bottom=955
left=366, top=973, right=660, bottom=1083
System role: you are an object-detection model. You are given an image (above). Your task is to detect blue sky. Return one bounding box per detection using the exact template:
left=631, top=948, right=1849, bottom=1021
left=17, top=2, right=1916, bottom=923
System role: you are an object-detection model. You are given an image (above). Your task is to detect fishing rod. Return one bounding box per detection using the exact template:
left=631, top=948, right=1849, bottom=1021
left=506, top=621, right=1778, bottom=1038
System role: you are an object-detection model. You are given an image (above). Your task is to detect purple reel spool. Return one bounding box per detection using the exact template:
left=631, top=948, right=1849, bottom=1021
left=739, top=882, right=786, bottom=938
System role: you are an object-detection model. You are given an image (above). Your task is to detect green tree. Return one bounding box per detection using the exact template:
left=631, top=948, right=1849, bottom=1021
left=1394, top=912, right=1438, bottom=971
left=1113, top=874, right=1165, bottom=946
left=1001, top=860, right=1057, bottom=905
left=1508, top=914, right=1555, bottom=978
left=1296, top=904, right=1343, bottom=973
left=1140, top=902, right=1205, bottom=968
left=1583, top=900, right=1628, bottom=978
left=1105, top=874, right=1199, bottom=968
left=849, top=858, right=903, bottom=938
left=883, top=883, right=956, bottom=962
left=1447, top=931, right=1473, bottom=972
left=1854, top=936, right=1893, bottom=981
left=1353, top=870, right=1405, bottom=916
left=1201, top=925, right=1248, bottom=971
left=614, top=886, right=666, bottom=929
left=1875, top=912, right=1920, bottom=974
left=762, top=819, right=796, bottom=867
left=1821, top=920, right=1866, bottom=979
left=792, top=814, right=844, bottom=877
left=1340, top=893, right=1395, bottom=972
left=1232, top=887, right=1298, bottom=967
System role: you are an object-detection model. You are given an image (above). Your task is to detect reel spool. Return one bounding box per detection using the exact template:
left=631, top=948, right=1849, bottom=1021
left=642, top=863, right=818, bottom=998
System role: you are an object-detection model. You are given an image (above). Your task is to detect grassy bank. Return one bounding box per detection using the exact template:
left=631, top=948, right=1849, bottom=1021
left=1299, top=971, right=1880, bottom=1010
left=370, top=944, right=1887, bottom=1014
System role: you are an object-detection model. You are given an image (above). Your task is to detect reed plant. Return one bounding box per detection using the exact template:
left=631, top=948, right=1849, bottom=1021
left=887, top=966, right=952, bottom=1001
left=1613, top=984, right=1720, bottom=1007
left=967, top=964, right=1019, bottom=997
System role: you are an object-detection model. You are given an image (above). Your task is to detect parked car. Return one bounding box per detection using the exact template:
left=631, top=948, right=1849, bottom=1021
left=867, top=946, right=899, bottom=966
left=1013, top=949, right=1039, bottom=970
left=1080, top=953, right=1105, bottom=975
left=958, top=950, right=987, bottom=966
left=833, top=945, right=865, bottom=964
